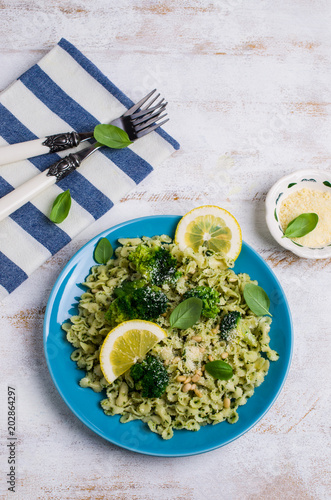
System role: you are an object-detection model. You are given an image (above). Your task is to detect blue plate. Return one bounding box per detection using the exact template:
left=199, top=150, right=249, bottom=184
left=44, top=215, right=293, bottom=457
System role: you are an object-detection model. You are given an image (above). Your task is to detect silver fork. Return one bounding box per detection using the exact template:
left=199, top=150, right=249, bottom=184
left=0, top=89, right=168, bottom=166
left=0, top=90, right=168, bottom=222
left=42, top=89, right=168, bottom=182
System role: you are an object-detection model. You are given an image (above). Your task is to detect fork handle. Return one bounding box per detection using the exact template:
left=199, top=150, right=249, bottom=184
left=0, top=138, right=51, bottom=166
left=0, top=152, right=80, bottom=221
left=0, top=131, right=93, bottom=166
left=0, top=144, right=100, bottom=222
left=0, top=170, right=56, bottom=221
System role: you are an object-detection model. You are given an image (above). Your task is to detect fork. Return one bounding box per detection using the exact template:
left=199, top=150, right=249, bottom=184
left=0, top=90, right=168, bottom=222
left=0, top=89, right=167, bottom=166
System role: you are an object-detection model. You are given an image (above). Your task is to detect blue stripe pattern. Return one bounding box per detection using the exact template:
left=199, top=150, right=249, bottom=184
left=58, top=38, right=180, bottom=151
left=0, top=251, right=28, bottom=293
left=0, top=176, right=14, bottom=197
left=0, top=177, right=71, bottom=254
left=0, top=103, right=37, bottom=143
left=20, top=66, right=98, bottom=133
left=0, top=104, right=112, bottom=219
left=57, top=172, right=114, bottom=216
left=11, top=203, right=71, bottom=255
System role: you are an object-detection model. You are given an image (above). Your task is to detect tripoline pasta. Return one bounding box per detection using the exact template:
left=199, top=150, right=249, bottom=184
left=62, top=235, right=279, bottom=440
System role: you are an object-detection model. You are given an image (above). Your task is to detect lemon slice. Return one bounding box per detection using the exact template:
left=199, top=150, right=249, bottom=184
left=100, top=320, right=167, bottom=384
left=175, top=205, right=242, bottom=260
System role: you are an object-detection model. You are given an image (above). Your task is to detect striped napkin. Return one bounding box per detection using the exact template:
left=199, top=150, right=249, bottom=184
left=0, top=38, right=179, bottom=302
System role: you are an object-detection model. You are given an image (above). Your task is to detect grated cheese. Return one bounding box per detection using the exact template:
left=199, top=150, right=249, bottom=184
left=183, top=346, right=203, bottom=372
left=279, top=188, right=331, bottom=247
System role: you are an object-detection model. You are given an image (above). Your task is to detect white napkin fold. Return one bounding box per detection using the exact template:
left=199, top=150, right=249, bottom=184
left=0, top=38, right=179, bottom=301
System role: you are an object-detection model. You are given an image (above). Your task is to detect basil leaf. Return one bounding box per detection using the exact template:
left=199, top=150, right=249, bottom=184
left=94, top=238, right=113, bottom=264
left=94, top=124, right=133, bottom=149
left=205, top=360, right=233, bottom=380
left=283, top=213, right=318, bottom=239
left=49, top=189, right=71, bottom=223
left=243, top=283, right=272, bottom=317
left=170, top=297, right=203, bottom=329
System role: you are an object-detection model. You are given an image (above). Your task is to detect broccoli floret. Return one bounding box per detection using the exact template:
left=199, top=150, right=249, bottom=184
left=184, top=286, right=220, bottom=318
left=105, top=295, right=133, bottom=325
left=105, top=281, right=168, bottom=326
left=130, top=355, right=169, bottom=398
left=132, top=286, right=168, bottom=321
left=114, top=279, right=146, bottom=297
left=130, top=362, right=145, bottom=381
left=220, top=311, right=241, bottom=341
left=128, top=244, right=179, bottom=286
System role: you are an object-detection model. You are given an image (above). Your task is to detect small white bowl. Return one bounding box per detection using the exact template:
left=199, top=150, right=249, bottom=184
left=265, top=169, right=331, bottom=259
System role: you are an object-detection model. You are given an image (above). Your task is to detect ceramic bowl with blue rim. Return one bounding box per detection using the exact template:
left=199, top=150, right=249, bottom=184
left=265, top=169, right=331, bottom=259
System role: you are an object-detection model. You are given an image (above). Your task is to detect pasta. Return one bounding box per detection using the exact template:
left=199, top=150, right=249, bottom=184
left=62, top=235, right=279, bottom=440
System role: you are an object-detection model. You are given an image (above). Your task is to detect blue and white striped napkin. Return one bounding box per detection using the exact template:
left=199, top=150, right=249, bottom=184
left=0, top=38, right=179, bottom=302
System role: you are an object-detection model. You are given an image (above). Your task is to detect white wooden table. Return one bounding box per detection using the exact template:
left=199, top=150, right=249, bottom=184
left=1, top=1, right=330, bottom=499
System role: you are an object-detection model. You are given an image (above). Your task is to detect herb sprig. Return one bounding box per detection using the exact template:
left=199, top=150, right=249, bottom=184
left=205, top=360, right=233, bottom=380
left=94, top=238, right=113, bottom=264
left=243, top=283, right=272, bottom=317
left=282, top=213, right=318, bottom=239
left=94, top=124, right=133, bottom=149
left=170, top=297, right=203, bottom=329
left=49, top=189, right=71, bottom=223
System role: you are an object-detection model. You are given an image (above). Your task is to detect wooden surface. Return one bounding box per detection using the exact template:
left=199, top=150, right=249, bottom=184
left=1, top=1, right=330, bottom=499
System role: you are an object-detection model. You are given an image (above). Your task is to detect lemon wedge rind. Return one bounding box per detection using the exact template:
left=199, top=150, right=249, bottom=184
left=175, top=205, right=242, bottom=261
left=100, top=320, right=167, bottom=384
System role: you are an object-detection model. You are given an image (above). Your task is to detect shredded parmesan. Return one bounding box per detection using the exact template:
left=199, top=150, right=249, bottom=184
left=183, top=345, right=203, bottom=371
left=279, top=188, right=331, bottom=247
